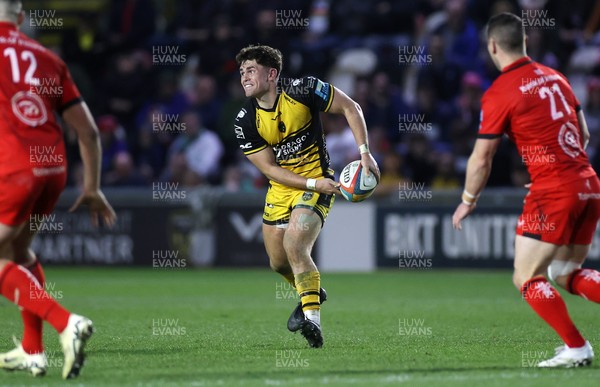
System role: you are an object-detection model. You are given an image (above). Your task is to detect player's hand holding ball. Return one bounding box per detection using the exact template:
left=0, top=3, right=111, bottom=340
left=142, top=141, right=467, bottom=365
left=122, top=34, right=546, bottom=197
left=339, top=159, right=379, bottom=202
left=314, top=178, right=342, bottom=195
left=360, top=151, right=380, bottom=182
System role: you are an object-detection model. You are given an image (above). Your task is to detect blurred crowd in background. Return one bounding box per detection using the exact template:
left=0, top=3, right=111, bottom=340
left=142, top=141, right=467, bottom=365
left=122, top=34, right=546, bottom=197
left=25, top=0, right=600, bottom=196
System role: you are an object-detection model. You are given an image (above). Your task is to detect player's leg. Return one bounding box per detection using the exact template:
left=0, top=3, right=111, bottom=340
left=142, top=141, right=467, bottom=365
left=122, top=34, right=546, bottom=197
left=263, top=224, right=295, bottom=287
left=551, top=189, right=600, bottom=301
left=0, top=221, right=52, bottom=376
left=283, top=207, right=323, bottom=347
left=514, top=236, right=592, bottom=367
left=0, top=172, right=93, bottom=379
left=262, top=187, right=328, bottom=341
left=513, top=234, right=557, bottom=288
left=10, top=217, right=46, bottom=359
left=2, top=249, right=94, bottom=381
left=0, top=222, right=71, bottom=334
left=263, top=219, right=328, bottom=334
left=550, top=244, right=600, bottom=301
left=32, top=172, right=95, bottom=379
left=263, top=186, right=297, bottom=287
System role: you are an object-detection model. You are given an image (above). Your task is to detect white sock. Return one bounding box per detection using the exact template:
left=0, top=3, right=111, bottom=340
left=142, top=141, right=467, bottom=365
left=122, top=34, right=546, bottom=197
left=304, top=309, right=320, bottom=327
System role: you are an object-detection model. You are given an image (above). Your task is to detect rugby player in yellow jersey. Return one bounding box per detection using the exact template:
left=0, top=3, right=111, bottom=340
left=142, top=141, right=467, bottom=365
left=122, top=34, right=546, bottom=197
left=234, top=45, right=379, bottom=347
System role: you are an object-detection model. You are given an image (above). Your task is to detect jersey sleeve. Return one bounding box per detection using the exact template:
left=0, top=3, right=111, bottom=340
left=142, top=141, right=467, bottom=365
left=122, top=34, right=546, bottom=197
left=285, top=76, right=335, bottom=112
left=234, top=105, right=267, bottom=155
left=477, top=89, right=510, bottom=139
left=556, top=70, right=581, bottom=112
left=57, top=60, right=82, bottom=114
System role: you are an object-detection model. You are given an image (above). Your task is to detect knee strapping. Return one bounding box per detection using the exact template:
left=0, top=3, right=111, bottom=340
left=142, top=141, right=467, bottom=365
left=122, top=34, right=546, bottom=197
left=548, top=260, right=581, bottom=282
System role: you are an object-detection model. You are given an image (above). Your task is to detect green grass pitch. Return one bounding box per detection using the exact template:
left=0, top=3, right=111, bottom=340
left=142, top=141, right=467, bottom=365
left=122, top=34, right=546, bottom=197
left=1, top=268, right=599, bottom=386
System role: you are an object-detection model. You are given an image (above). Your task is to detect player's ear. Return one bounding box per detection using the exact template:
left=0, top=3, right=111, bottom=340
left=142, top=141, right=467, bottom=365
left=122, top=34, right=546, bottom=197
left=268, top=68, right=278, bottom=82
left=490, top=39, right=497, bottom=55
left=17, top=10, right=24, bottom=26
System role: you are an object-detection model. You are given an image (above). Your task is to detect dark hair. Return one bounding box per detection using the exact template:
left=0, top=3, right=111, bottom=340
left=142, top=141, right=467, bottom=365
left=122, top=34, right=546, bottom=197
left=486, top=12, right=525, bottom=54
left=236, top=44, right=283, bottom=75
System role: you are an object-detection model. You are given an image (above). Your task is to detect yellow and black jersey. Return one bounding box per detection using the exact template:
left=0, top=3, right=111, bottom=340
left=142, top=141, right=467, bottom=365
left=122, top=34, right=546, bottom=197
left=234, top=76, right=335, bottom=187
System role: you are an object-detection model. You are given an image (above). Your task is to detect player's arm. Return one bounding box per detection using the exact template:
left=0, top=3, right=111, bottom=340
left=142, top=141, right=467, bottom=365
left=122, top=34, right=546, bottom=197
left=246, top=147, right=340, bottom=195
left=327, top=87, right=380, bottom=180
left=577, top=110, right=590, bottom=150
left=452, top=137, right=501, bottom=230
left=62, top=102, right=116, bottom=227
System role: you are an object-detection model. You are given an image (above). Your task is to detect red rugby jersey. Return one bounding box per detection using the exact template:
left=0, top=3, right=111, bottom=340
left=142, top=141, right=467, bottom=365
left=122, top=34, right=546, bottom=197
left=478, top=56, right=595, bottom=189
left=0, top=22, right=81, bottom=174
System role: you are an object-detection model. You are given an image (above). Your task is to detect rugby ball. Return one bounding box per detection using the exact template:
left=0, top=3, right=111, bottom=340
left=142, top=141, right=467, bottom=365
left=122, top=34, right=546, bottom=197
left=339, top=160, right=378, bottom=202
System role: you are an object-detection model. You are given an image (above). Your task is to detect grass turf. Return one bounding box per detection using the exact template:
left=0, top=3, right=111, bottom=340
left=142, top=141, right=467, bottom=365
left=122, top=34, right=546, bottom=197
left=0, top=268, right=599, bottom=386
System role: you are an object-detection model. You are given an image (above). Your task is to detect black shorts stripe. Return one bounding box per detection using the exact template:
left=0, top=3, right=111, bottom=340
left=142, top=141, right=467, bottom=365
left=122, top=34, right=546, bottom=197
left=317, top=193, right=333, bottom=208
left=522, top=232, right=541, bottom=241
left=263, top=218, right=289, bottom=226
left=293, top=204, right=325, bottom=226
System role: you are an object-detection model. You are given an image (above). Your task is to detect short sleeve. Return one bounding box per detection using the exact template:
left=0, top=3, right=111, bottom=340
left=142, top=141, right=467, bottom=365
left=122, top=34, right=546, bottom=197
left=477, top=89, right=509, bottom=139
left=58, top=61, right=82, bottom=113
left=284, top=76, right=334, bottom=112
left=555, top=70, right=581, bottom=113
left=234, top=104, right=267, bottom=155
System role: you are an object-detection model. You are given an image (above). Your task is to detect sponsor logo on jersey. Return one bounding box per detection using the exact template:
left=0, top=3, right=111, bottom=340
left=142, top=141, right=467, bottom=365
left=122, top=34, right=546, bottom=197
left=11, top=91, right=48, bottom=126
left=240, top=142, right=252, bottom=150
left=315, top=80, right=330, bottom=101
left=235, top=125, right=245, bottom=139
left=273, top=134, right=309, bottom=161
left=558, top=121, right=581, bottom=158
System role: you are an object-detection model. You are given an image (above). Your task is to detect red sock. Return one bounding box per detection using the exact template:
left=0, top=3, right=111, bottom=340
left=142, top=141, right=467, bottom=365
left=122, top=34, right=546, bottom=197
left=568, top=269, right=600, bottom=303
left=521, top=277, right=585, bottom=348
left=0, top=262, right=69, bottom=334
left=21, top=261, right=45, bottom=354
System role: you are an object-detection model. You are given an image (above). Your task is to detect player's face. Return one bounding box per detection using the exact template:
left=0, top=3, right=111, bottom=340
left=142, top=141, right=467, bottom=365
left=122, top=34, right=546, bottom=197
left=239, top=60, right=274, bottom=98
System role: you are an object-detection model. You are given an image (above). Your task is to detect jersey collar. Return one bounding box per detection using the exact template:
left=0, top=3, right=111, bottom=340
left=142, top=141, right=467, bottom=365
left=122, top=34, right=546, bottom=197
left=253, top=93, right=280, bottom=112
left=0, top=21, right=18, bottom=31
left=501, top=56, right=532, bottom=73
